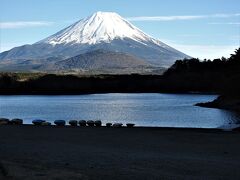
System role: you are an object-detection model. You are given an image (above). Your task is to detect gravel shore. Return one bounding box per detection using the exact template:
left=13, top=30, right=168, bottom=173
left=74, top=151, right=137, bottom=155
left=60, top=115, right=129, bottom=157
left=0, top=125, right=240, bottom=179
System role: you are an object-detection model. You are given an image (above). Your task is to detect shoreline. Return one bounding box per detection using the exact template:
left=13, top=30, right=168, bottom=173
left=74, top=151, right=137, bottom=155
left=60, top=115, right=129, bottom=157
left=196, top=95, right=240, bottom=112
left=1, top=121, right=239, bottom=131
left=0, top=125, right=240, bottom=179
left=1, top=123, right=239, bottom=131
left=0, top=91, right=218, bottom=96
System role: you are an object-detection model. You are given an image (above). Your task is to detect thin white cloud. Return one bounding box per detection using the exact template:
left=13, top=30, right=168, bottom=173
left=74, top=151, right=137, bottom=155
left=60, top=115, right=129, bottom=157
left=127, top=13, right=240, bottom=21
left=212, top=13, right=240, bottom=18
left=0, top=21, right=53, bottom=29
left=208, top=22, right=240, bottom=25
left=127, top=15, right=204, bottom=21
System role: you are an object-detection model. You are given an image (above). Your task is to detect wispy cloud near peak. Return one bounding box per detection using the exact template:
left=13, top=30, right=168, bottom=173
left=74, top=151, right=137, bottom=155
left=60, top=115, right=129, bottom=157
left=127, top=15, right=204, bottom=21
left=127, top=13, right=240, bottom=21
left=0, top=21, right=53, bottom=29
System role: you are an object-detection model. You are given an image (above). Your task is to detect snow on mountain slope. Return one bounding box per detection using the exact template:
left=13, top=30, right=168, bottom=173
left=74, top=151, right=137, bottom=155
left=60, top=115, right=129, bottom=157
left=37, top=11, right=163, bottom=46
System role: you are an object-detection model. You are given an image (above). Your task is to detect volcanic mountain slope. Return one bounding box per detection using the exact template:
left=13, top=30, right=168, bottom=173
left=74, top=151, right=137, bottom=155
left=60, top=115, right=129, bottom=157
left=0, top=11, right=190, bottom=72
left=53, top=50, right=150, bottom=70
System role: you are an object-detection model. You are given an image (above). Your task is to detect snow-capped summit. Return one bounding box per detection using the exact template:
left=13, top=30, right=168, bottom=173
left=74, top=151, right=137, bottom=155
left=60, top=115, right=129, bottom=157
left=0, top=11, right=191, bottom=72
left=38, top=11, right=159, bottom=46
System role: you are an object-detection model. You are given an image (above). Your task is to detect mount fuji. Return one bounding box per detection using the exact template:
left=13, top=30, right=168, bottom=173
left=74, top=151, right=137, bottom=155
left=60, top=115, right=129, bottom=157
left=0, top=11, right=190, bottom=73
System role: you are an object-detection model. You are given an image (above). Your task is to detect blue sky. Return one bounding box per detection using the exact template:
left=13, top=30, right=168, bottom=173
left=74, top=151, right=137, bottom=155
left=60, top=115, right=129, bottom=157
left=1, top=0, right=240, bottom=59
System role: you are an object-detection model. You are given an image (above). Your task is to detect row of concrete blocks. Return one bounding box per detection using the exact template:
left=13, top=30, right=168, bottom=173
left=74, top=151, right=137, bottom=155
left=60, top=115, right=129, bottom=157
left=0, top=118, right=23, bottom=125
left=32, top=119, right=135, bottom=128
left=0, top=118, right=135, bottom=128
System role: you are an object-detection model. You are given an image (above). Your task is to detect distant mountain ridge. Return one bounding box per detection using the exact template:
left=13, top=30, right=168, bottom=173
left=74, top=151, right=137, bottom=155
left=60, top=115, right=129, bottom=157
left=47, top=50, right=157, bottom=74
left=0, top=11, right=190, bottom=73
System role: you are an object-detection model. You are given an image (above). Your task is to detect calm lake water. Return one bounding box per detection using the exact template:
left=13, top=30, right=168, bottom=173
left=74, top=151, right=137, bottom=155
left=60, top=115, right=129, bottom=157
left=0, top=93, right=240, bottom=129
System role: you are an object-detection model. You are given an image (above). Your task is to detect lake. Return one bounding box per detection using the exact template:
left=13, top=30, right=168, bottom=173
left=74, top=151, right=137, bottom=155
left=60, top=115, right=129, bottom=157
left=0, top=93, right=240, bottom=129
